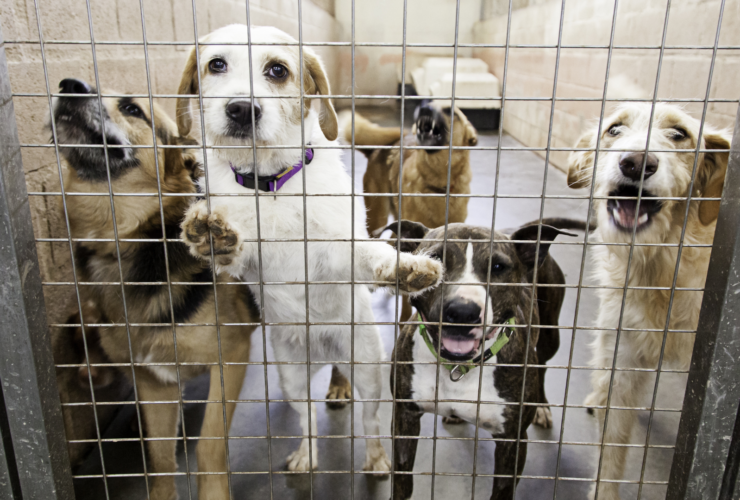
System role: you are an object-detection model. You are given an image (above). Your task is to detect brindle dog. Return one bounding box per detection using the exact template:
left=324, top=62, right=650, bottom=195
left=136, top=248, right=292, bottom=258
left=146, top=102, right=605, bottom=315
left=384, top=218, right=586, bottom=499
left=53, top=78, right=258, bottom=500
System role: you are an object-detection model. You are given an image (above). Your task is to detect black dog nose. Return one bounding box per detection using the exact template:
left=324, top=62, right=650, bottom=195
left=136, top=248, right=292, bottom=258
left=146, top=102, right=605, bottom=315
left=226, top=99, right=261, bottom=127
left=59, top=78, right=92, bottom=94
left=619, top=152, right=659, bottom=182
left=444, top=301, right=482, bottom=325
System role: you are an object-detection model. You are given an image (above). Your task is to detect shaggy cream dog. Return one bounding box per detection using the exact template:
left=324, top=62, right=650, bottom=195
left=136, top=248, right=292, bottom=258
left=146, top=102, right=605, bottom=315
left=568, top=103, right=730, bottom=500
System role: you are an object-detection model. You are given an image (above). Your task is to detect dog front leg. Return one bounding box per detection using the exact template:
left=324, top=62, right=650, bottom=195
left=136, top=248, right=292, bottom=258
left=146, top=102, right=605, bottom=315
left=197, top=359, right=248, bottom=500
left=136, top=372, right=180, bottom=500
left=587, top=367, right=648, bottom=500
left=354, top=241, right=443, bottom=295
left=391, top=402, right=422, bottom=500
left=491, top=429, right=528, bottom=500
left=341, top=356, right=391, bottom=474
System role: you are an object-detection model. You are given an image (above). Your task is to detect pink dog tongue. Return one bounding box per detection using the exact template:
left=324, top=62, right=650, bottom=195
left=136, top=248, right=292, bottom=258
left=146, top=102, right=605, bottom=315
left=441, top=337, right=478, bottom=355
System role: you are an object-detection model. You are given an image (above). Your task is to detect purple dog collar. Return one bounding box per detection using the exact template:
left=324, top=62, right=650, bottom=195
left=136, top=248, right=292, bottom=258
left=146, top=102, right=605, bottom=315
left=230, top=148, right=314, bottom=192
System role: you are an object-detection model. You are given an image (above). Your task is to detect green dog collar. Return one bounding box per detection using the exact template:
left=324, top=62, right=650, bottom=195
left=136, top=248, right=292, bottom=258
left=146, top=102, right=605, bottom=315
left=417, top=314, right=516, bottom=382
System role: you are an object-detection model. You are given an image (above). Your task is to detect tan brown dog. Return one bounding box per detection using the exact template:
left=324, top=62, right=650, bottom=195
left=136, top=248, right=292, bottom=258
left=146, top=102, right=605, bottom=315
left=53, top=77, right=258, bottom=500
left=347, top=102, right=477, bottom=319
left=347, top=102, right=477, bottom=235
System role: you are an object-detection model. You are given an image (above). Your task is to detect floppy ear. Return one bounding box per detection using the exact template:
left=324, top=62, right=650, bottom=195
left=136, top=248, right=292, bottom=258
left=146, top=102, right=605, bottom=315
left=698, top=130, right=731, bottom=226
left=567, top=130, right=597, bottom=189
left=510, top=224, right=576, bottom=268
left=453, top=108, right=477, bottom=146
left=303, top=49, right=338, bottom=141
left=373, top=219, right=430, bottom=253
left=176, top=47, right=199, bottom=137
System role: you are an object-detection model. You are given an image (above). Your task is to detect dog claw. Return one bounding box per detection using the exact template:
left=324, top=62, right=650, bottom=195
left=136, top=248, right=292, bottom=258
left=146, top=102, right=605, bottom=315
left=286, top=446, right=318, bottom=472
left=325, top=368, right=352, bottom=410
left=181, top=202, right=242, bottom=266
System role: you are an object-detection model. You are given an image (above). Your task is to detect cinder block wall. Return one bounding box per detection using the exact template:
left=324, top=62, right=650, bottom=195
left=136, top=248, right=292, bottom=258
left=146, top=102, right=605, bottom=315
left=2, top=0, right=340, bottom=322
left=473, top=0, right=739, bottom=170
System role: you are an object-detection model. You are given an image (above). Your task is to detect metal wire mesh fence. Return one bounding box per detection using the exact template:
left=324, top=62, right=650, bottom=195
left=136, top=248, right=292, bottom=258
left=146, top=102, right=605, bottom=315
left=0, top=0, right=739, bottom=499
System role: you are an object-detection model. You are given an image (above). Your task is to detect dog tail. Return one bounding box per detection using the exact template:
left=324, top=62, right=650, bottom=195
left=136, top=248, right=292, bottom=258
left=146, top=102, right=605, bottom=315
left=532, top=217, right=597, bottom=233
left=339, top=110, right=402, bottom=157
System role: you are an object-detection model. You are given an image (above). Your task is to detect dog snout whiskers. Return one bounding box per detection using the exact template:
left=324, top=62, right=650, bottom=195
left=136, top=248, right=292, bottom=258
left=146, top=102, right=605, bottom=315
left=619, top=152, right=659, bottom=182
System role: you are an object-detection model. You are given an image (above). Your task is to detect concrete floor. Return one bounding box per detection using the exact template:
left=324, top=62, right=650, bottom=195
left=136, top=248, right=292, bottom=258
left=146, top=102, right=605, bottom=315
left=74, top=108, right=686, bottom=499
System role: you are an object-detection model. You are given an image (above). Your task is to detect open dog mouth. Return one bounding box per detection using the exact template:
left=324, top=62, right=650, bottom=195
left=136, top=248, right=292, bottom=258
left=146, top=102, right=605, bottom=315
left=415, top=106, right=448, bottom=149
left=606, top=185, right=663, bottom=231
left=422, top=312, right=501, bottom=361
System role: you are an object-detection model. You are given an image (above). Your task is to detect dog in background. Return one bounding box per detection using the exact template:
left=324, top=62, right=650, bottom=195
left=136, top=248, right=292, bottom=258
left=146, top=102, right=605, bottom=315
left=54, top=300, right=131, bottom=469
left=567, top=103, right=730, bottom=500
left=176, top=24, right=443, bottom=474
left=345, top=102, right=477, bottom=319
left=384, top=218, right=580, bottom=499
left=53, top=78, right=259, bottom=500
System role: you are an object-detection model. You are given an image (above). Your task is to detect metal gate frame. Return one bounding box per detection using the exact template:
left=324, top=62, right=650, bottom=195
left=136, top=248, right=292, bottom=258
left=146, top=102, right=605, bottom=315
left=1, top=10, right=740, bottom=500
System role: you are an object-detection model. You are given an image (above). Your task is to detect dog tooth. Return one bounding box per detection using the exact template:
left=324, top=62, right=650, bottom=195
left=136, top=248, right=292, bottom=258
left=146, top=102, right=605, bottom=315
left=638, top=213, right=648, bottom=225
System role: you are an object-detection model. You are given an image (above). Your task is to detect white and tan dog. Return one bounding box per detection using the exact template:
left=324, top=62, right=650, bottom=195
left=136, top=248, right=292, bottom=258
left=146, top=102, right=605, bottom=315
left=568, top=103, right=730, bottom=500
left=176, top=25, right=443, bottom=474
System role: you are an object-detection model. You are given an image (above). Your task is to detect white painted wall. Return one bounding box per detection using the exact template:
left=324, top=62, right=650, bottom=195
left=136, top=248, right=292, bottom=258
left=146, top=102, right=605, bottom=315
left=334, top=0, right=483, bottom=105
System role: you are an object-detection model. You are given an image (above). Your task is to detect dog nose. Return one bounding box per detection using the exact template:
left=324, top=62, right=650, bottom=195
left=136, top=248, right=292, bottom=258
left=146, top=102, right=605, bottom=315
left=59, top=78, right=92, bottom=94
left=226, top=99, right=261, bottom=127
left=619, top=152, right=659, bottom=182
left=444, top=301, right=482, bottom=325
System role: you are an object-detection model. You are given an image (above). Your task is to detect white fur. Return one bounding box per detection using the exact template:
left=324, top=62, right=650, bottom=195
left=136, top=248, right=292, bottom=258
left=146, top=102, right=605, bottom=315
left=577, top=104, right=729, bottom=500
left=182, top=25, right=442, bottom=473
left=410, top=327, right=506, bottom=434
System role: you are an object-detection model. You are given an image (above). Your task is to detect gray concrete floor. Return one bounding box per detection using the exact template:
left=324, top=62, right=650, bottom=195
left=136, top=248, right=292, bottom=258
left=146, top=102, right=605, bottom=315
left=75, top=108, right=686, bottom=499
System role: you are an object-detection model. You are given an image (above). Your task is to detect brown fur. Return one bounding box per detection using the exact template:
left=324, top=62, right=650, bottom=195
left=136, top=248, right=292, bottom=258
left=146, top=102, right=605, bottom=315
left=56, top=87, right=258, bottom=500
left=348, top=105, right=477, bottom=320
left=349, top=106, right=477, bottom=235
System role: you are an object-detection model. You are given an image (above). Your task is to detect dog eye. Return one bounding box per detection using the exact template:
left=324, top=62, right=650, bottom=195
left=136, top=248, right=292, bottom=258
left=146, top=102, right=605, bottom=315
left=491, top=262, right=506, bottom=273
left=209, top=58, right=227, bottom=73
left=607, top=124, right=621, bottom=136
left=267, top=64, right=288, bottom=80
left=121, top=103, right=144, bottom=119
left=670, top=127, right=687, bottom=141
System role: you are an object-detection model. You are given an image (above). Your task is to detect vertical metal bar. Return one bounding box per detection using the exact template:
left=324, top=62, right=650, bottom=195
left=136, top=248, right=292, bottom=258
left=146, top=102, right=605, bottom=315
left=552, top=0, right=621, bottom=495
left=667, top=105, right=740, bottom=499
left=511, top=0, right=568, bottom=496
left=389, top=0, right=409, bottom=496
left=135, top=1, right=194, bottom=497
left=28, top=2, right=113, bottom=497
left=349, top=0, right=357, bottom=494
left=80, top=0, right=153, bottom=494
left=242, top=1, right=276, bottom=497
left=594, top=1, right=673, bottom=496
left=295, top=0, right=316, bottom=494
left=0, top=28, right=75, bottom=500
left=636, top=2, right=726, bottom=497
left=470, top=0, right=514, bottom=495
left=430, top=1, right=462, bottom=497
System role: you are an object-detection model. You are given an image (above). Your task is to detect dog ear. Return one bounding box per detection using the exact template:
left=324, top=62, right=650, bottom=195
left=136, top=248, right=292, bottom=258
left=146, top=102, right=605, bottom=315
left=303, top=49, right=338, bottom=141
left=511, top=224, right=576, bottom=268
left=567, top=130, right=596, bottom=189
left=452, top=108, right=477, bottom=146
left=698, top=130, right=731, bottom=226
left=176, top=46, right=199, bottom=137
left=372, top=219, right=430, bottom=253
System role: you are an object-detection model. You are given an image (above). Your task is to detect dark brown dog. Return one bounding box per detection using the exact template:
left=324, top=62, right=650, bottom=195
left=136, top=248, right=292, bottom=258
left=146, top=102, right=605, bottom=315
left=384, top=218, right=585, bottom=499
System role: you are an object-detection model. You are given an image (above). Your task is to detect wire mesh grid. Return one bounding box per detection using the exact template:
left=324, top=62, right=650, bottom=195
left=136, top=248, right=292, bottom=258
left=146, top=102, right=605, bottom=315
left=2, top=0, right=739, bottom=498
